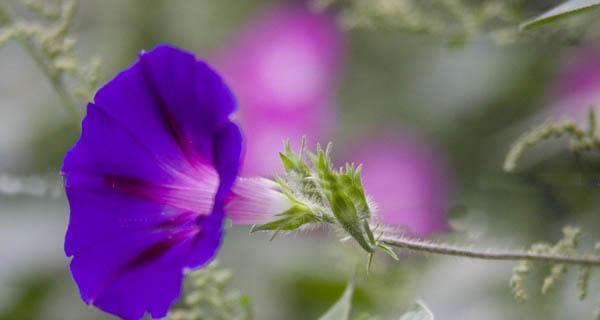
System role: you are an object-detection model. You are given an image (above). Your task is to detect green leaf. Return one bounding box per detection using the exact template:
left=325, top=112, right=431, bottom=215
left=279, top=152, right=296, bottom=172
left=398, top=301, right=434, bottom=320
left=250, top=206, right=317, bottom=232
left=376, top=242, right=399, bottom=261
left=330, top=193, right=375, bottom=253
left=318, top=282, right=354, bottom=320
left=521, top=0, right=600, bottom=30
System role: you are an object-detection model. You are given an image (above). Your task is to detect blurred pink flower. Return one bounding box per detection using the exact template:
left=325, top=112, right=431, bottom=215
left=344, top=133, right=451, bottom=236
left=215, top=4, right=344, bottom=176
left=549, top=45, right=600, bottom=120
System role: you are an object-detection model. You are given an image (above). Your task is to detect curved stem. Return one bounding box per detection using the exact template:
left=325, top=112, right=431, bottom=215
left=380, top=236, right=600, bottom=266
left=0, top=1, right=81, bottom=125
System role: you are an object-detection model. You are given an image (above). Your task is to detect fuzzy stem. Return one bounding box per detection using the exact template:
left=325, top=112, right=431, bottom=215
left=0, top=1, right=81, bottom=124
left=381, top=236, right=600, bottom=266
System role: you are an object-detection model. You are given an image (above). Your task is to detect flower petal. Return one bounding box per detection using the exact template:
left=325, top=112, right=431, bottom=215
left=91, top=44, right=236, bottom=173
left=138, top=44, right=237, bottom=167
left=66, top=173, right=223, bottom=319
left=213, top=122, right=243, bottom=200
left=62, top=103, right=173, bottom=185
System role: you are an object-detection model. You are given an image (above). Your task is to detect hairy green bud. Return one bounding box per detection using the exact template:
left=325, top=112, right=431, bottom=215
left=252, top=140, right=399, bottom=263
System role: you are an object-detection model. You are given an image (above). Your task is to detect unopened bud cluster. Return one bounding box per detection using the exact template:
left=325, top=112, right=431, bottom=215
left=252, top=140, right=398, bottom=261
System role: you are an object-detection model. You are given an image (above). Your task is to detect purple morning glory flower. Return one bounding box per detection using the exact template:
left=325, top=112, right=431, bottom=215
left=344, top=133, right=451, bottom=236
left=215, top=4, right=344, bottom=176
left=62, top=45, right=242, bottom=320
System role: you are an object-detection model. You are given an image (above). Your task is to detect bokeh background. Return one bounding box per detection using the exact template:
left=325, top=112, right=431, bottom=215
left=2, top=0, right=600, bottom=319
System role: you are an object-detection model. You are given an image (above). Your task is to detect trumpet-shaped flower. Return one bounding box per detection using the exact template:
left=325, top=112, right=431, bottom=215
left=62, top=45, right=242, bottom=320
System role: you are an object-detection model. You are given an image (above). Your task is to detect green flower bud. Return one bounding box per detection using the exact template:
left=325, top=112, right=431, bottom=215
left=311, top=144, right=376, bottom=253
left=251, top=140, right=399, bottom=262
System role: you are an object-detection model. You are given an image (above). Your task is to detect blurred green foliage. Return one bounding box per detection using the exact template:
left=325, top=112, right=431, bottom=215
left=0, top=275, right=55, bottom=320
